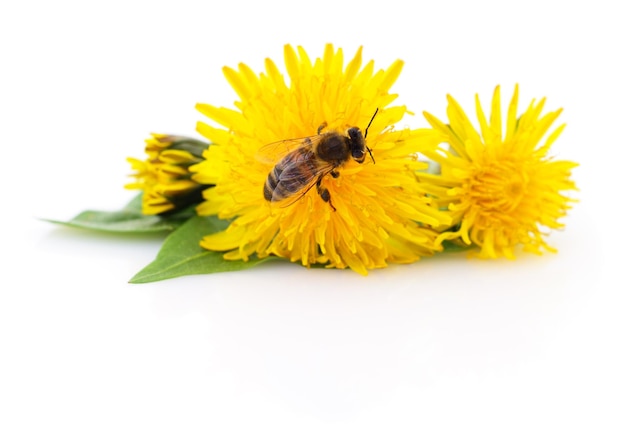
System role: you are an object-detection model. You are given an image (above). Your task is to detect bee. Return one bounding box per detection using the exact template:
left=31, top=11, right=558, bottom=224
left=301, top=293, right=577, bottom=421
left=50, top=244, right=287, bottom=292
left=261, top=109, right=378, bottom=211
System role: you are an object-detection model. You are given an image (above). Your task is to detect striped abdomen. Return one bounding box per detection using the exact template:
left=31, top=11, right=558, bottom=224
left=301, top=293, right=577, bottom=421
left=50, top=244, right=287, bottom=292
left=263, top=147, right=319, bottom=202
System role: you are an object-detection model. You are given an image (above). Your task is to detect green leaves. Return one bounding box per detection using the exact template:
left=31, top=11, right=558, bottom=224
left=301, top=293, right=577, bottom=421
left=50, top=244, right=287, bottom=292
left=45, top=194, right=192, bottom=233
left=129, top=215, right=275, bottom=283
left=47, top=193, right=273, bottom=283
left=441, top=239, right=473, bottom=253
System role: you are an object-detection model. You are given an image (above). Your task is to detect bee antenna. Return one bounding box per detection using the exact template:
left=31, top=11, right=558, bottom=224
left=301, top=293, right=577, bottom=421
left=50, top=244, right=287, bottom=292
left=363, top=108, right=379, bottom=140
left=366, top=145, right=375, bottom=164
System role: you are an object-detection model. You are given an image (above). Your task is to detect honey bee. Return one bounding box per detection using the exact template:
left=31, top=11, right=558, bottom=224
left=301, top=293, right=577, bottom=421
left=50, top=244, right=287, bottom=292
left=261, top=109, right=378, bottom=211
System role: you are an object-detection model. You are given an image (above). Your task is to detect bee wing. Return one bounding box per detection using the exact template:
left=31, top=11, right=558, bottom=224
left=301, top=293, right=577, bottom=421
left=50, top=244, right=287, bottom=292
left=257, top=134, right=324, bottom=164
left=270, top=178, right=319, bottom=208
left=268, top=149, right=335, bottom=208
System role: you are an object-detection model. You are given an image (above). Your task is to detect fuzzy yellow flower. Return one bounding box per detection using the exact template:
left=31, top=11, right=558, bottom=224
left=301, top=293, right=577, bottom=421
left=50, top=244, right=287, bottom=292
left=190, top=44, right=450, bottom=274
left=126, top=134, right=210, bottom=215
left=417, top=85, right=578, bottom=258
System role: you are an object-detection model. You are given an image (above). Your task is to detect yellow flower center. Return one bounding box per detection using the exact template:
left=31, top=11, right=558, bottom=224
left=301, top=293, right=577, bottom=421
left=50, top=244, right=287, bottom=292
left=470, top=159, right=528, bottom=216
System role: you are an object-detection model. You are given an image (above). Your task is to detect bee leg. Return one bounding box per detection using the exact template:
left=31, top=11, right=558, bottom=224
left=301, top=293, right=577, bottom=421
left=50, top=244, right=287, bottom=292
left=316, top=175, right=336, bottom=211
left=317, top=121, right=328, bottom=135
left=330, top=170, right=339, bottom=179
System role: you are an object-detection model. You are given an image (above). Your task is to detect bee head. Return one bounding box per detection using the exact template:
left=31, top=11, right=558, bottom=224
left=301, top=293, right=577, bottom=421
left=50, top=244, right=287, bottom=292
left=347, top=127, right=375, bottom=165
left=347, top=128, right=364, bottom=162
left=352, top=108, right=378, bottom=164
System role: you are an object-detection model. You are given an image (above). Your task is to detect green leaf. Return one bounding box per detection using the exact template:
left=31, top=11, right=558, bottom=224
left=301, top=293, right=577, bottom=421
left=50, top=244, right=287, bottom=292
left=129, top=215, right=275, bottom=283
left=441, top=239, right=473, bottom=253
left=45, top=194, right=195, bottom=233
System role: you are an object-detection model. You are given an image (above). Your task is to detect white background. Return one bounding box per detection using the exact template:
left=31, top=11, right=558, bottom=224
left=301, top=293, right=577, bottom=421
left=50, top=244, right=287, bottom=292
left=1, top=1, right=624, bottom=430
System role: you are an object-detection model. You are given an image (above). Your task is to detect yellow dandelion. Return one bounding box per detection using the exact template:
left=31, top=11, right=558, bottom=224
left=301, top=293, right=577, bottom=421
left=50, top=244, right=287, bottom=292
left=126, top=134, right=210, bottom=215
left=417, top=85, right=578, bottom=258
left=190, top=44, right=450, bottom=274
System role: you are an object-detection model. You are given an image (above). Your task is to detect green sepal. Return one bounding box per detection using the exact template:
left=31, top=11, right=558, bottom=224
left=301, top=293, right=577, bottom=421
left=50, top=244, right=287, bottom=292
left=129, top=215, right=275, bottom=283
left=45, top=193, right=195, bottom=233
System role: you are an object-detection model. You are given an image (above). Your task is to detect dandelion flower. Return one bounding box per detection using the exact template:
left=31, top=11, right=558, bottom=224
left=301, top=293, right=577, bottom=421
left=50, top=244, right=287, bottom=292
left=417, top=85, right=578, bottom=258
left=191, top=44, right=450, bottom=274
left=126, top=134, right=210, bottom=215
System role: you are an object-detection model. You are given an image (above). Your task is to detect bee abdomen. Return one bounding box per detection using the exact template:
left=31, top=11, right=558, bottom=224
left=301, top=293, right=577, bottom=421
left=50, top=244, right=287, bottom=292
left=263, top=148, right=316, bottom=202
left=263, top=164, right=283, bottom=201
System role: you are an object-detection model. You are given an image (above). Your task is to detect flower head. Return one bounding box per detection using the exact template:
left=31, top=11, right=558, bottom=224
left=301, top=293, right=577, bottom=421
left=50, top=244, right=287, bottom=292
left=417, top=85, right=578, bottom=258
left=126, top=134, right=210, bottom=215
left=191, top=44, right=450, bottom=274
